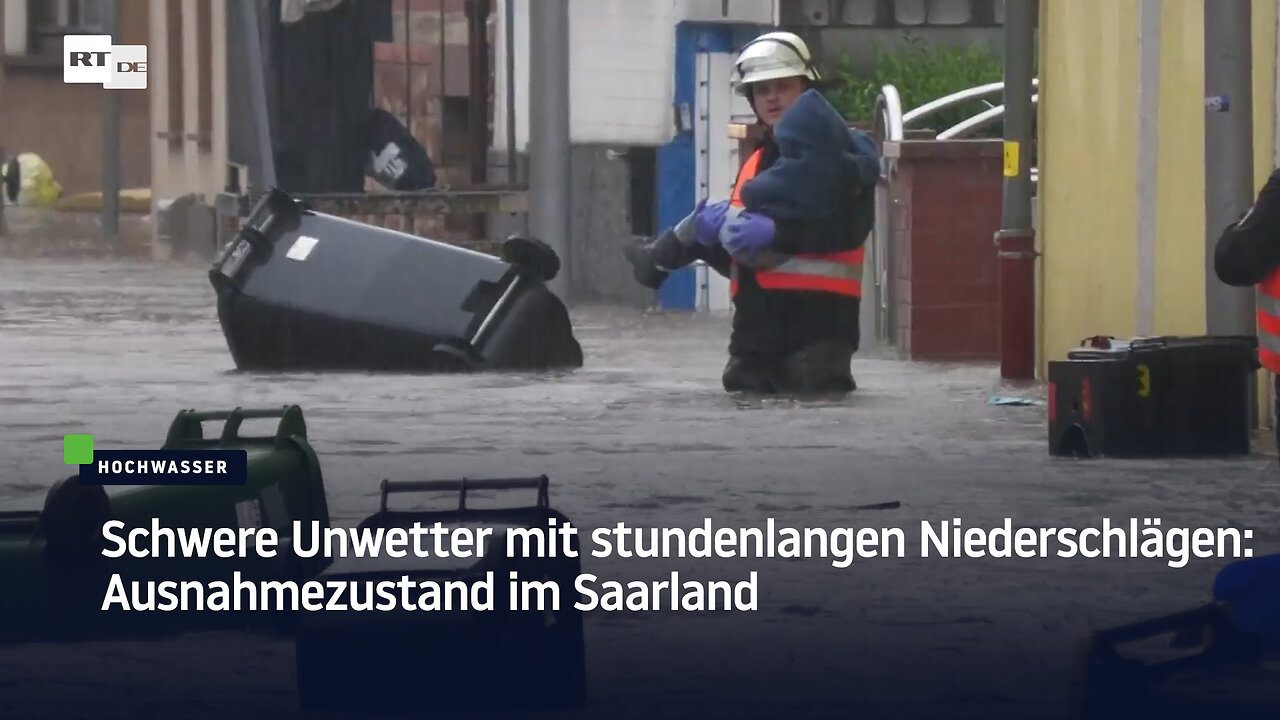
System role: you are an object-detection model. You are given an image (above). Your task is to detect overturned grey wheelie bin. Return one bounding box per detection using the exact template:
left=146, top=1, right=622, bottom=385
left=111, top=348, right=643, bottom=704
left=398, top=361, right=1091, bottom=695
left=293, top=475, right=587, bottom=712
left=209, top=188, right=583, bottom=373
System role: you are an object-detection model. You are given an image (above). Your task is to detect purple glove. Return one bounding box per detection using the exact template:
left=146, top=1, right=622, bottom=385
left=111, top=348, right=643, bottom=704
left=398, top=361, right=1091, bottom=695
left=695, top=200, right=731, bottom=246
left=722, top=211, right=776, bottom=257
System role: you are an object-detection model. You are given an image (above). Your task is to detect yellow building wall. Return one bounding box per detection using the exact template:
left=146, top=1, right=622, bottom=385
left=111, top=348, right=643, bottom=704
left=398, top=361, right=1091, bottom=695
left=1037, top=0, right=1279, bottom=379
left=1037, top=0, right=1140, bottom=367
left=1252, top=0, right=1277, bottom=428
left=1152, top=0, right=1204, bottom=335
left=1254, top=0, right=1278, bottom=191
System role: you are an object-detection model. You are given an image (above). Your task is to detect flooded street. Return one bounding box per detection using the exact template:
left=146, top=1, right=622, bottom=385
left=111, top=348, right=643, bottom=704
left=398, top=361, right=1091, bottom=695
left=0, top=253, right=1036, bottom=528
left=2, top=246, right=1279, bottom=719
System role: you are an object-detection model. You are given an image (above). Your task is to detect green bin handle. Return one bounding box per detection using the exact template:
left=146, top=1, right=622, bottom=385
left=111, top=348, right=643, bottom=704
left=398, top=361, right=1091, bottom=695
left=379, top=475, right=550, bottom=512
left=1071, top=601, right=1261, bottom=717
left=163, top=405, right=308, bottom=449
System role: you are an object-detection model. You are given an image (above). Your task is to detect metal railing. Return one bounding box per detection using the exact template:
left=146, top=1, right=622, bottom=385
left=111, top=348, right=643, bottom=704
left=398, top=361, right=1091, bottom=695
left=938, top=93, right=1039, bottom=140
left=868, top=86, right=905, bottom=342
left=867, top=79, right=1040, bottom=344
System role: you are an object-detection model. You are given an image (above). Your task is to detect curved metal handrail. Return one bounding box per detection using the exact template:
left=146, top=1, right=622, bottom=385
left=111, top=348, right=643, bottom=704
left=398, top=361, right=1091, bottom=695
left=938, top=94, right=1039, bottom=140
left=873, top=84, right=905, bottom=145
left=902, top=78, right=1039, bottom=128
left=868, top=85, right=904, bottom=343
left=873, top=81, right=1041, bottom=180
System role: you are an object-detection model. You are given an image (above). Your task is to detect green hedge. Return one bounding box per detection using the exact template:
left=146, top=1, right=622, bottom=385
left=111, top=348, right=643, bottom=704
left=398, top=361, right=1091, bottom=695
left=821, top=36, right=1012, bottom=138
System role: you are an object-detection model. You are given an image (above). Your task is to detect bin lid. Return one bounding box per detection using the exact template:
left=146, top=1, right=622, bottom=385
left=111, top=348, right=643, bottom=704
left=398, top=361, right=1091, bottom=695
left=1066, top=334, right=1258, bottom=360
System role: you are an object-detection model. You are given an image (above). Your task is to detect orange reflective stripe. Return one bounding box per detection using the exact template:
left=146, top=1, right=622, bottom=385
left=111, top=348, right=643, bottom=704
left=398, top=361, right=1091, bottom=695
left=1256, top=272, right=1280, bottom=373
left=757, top=273, right=862, bottom=296
left=730, top=149, right=763, bottom=208
left=729, top=149, right=763, bottom=297
left=755, top=247, right=865, bottom=297
left=1258, top=306, right=1280, bottom=337
left=1262, top=346, right=1280, bottom=373
left=742, top=257, right=865, bottom=296
left=727, top=147, right=863, bottom=299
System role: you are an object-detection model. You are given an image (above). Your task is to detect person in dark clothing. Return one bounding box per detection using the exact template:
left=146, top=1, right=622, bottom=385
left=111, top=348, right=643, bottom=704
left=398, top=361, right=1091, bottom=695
left=1214, top=169, right=1280, bottom=286
left=1214, top=166, right=1280, bottom=457
left=624, top=31, right=878, bottom=395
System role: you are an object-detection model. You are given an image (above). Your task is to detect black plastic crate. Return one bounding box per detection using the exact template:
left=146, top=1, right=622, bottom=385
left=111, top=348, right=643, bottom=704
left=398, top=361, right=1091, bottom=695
left=1048, top=336, right=1259, bottom=458
left=294, top=477, right=587, bottom=712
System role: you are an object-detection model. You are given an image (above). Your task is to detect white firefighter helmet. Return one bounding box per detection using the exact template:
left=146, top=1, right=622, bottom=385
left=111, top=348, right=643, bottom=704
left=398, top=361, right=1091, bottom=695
left=733, top=31, right=820, bottom=96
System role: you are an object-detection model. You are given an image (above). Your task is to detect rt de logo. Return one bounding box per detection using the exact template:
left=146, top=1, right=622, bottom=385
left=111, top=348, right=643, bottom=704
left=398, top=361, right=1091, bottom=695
left=63, top=35, right=147, bottom=90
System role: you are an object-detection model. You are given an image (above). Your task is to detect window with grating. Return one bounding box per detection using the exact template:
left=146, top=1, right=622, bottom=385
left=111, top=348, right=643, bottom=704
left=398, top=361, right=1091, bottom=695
left=28, top=0, right=106, bottom=59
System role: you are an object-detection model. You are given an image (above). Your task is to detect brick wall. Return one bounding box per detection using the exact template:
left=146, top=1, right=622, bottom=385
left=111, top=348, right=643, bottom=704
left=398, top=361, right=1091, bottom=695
left=0, top=0, right=151, bottom=195
left=0, top=71, right=151, bottom=194
left=367, top=0, right=490, bottom=248
left=889, top=139, right=1005, bottom=361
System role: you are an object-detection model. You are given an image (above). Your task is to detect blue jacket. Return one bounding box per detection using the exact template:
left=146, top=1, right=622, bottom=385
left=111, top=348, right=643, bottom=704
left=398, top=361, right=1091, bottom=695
left=1214, top=552, right=1280, bottom=651
left=738, top=89, right=881, bottom=219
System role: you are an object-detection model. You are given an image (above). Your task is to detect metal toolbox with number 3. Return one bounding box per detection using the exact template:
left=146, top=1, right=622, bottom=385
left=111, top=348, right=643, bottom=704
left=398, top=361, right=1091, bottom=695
left=1047, top=336, right=1258, bottom=458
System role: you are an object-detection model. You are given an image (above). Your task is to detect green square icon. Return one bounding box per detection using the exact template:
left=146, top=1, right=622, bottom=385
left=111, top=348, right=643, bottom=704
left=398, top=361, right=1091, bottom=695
left=64, top=434, right=94, bottom=465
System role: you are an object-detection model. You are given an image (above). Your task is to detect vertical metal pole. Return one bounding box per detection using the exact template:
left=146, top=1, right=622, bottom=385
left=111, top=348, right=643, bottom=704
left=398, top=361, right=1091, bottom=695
left=0, top=146, right=8, bottom=236
left=238, top=0, right=276, bottom=191
left=467, top=0, right=490, bottom=186
left=996, top=0, right=1037, bottom=380
left=404, top=0, right=412, bottom=133
left=466, top=0, right=490, bottom=242
left=527, top=0, right=571, bottom=300
left=1136, top=0, right=1163, bottom=337
left=101, top=0, right=120, bottom=248
left=505, top=0, right=518, bottom=185
left=439, top=0, right=446, bottom=117
left=1204, top=0, right=1256, bottom=335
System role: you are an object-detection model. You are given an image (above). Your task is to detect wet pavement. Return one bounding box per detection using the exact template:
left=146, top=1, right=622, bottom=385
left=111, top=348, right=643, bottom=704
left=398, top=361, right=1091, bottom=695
left=2, top=237, right=1279, bottom=719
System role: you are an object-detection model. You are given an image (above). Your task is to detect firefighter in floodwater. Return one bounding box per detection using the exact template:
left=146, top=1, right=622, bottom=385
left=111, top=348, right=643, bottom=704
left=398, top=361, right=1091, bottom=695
left=1211, top=166, right=1280, bottom=669
left=624, top=30, right=880, bottom=395
left=1215, top=166, right=1280, bottom=457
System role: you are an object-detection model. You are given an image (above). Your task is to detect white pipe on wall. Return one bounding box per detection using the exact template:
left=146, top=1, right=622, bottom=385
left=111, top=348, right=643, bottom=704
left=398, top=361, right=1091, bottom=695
left=4, top=0, right=28, bottom=55
left=1274, top=0, right=1280, bottom=168
left=1135, top=0, right=1162, bottom=337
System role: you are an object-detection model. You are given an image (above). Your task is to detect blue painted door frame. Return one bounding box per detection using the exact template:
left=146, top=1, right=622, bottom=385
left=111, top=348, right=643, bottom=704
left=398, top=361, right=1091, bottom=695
left=654, top=22, right=735, bottom=310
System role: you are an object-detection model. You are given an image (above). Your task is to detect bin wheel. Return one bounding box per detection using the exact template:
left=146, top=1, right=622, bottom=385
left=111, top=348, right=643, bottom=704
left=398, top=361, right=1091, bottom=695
left=40, top=477, right=110, bottom=566
left=502, top=235, right=560, bottom=282
left=431, top=341, right=479, bottom=372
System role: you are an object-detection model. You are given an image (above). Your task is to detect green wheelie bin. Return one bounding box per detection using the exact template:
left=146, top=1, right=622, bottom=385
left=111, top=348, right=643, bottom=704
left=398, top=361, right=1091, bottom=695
left=0, top=405, right=331, bottom=644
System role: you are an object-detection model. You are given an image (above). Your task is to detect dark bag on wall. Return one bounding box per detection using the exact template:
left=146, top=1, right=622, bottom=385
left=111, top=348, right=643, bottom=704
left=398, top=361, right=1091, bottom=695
left=366, top=108, right=437, bottom=191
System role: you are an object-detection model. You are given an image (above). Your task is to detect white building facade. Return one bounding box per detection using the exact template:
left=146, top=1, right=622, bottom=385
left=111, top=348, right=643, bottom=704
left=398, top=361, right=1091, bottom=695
left=493, top=0, right=781, bottom=310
